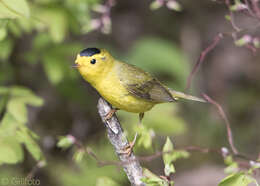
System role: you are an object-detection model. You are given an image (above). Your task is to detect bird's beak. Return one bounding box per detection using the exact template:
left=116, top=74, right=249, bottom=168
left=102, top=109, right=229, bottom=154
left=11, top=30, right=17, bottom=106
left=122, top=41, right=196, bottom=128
left=72, top=55, right=82, bottom=68
left=71, top=64, right=80, bottom=68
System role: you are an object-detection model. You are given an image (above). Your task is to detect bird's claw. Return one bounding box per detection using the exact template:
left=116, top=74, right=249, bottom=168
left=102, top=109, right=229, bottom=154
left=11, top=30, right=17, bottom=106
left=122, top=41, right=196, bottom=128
left=119, top=133, right=138, bottom=157
left=105, top=108, right=118, bottom=120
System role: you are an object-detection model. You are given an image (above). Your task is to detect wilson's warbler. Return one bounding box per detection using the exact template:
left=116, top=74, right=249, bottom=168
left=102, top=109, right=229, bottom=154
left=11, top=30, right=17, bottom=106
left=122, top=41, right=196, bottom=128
left=74, top=48, right=206, bottom=121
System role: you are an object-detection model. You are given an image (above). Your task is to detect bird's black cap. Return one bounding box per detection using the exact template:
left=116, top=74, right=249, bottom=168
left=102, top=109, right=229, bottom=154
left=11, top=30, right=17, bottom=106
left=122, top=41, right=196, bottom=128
left=79, top=48, right=101, bottom=57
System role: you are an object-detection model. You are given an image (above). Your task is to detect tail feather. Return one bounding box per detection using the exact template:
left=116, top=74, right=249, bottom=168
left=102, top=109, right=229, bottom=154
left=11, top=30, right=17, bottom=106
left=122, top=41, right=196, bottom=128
left=169, top=89, right=206, bottom=103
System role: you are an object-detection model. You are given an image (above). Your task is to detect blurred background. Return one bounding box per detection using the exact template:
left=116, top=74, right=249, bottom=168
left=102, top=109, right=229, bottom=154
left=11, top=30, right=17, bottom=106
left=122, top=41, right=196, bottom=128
left=0, top=0, right=259, bottom=185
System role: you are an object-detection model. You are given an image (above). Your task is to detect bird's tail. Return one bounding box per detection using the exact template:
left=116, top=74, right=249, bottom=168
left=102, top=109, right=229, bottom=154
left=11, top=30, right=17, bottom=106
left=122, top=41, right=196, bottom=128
left=169, top=89, right=206, bottom=103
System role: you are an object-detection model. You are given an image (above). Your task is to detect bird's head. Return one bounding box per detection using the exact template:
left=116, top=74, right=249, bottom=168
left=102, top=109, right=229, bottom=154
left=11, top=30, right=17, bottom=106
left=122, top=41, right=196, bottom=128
left=74, top=48, right=114, bottom=84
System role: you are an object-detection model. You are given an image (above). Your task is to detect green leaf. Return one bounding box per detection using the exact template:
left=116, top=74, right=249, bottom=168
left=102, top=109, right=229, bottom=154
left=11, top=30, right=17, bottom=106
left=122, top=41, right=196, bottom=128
left=150, top=1, right=163, bottom=10
left=163, top=137, right=174, bottom=164
left=229, top=1, right=247, bottom=12
left=0, top=88, right=44, bottom=163
left=166, top=1, right=182, bottom=11
left=73, top=149, right=86, bottom=164
left=142, top=168, right=169, bottom=186
left=225, top=15, right=231, bottom=21
left=0, top=39, right=14, bottom=60
left=32, top=33, right=52, bottom=51
left=224, top=155, right=234, bottom=165
left=219, top=172, right=254, bottom=186
left=162, top=137, right=189, bottom=176
left=235, top=35, right=252, bottom=47
left=96, top=177, right=120, bottom=186
left=35, top=8, right=68, bottom=42
left=8, top=21, right=22, bottom=37
left=7, top=98, right=27, bottom=124
left=16, top=17, right=34, bottom=33
left=0, top=0, right=30, bottom=19
left=0, top=113, right=18, bottom=134
left=8, top=86, right=44, bottom=107
left=0, top=86, right=43, bottom=111
left=57, top=135, right=75, bottom=149
left=170, top=150, right=189, bottom=162
left=164, top=163, right=175, bottom=177
left=16, top=95, right=44, bottom=107
left=27, top=129, right=40, bottom=140
left=163, top=137, right=175, bottom=176
left=9, top=86, right=34, bottom=97
left=4, top=87, right=43, bottom=124
left=224, top=163, right=239, bottom=174
left=43, top=54, right=64, bottom=84
left=224, top=155, right=238, bottom=174
left=135, top=125, right=153, bottom=149
left=48, top=11, right=68, bottom=43
left=0, top=136, right=23, bottom=164
left=16, top=128, right=43, bottom=161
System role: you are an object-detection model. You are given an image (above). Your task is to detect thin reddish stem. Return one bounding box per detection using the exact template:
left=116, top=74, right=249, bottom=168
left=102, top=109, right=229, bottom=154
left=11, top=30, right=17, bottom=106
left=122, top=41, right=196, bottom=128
left=202, top=93, right=238, bottom=155
left=185, top=33, right=223, bottom=91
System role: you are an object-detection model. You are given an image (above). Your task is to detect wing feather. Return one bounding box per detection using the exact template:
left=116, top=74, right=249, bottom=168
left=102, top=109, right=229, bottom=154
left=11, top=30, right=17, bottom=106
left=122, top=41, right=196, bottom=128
left=116, top=62, right=175, bottom=103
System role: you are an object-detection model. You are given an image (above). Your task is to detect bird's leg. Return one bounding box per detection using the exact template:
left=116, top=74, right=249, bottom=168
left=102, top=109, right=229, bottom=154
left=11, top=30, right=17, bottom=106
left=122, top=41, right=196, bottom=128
left=118, top=113, right=143, bottom=156
left=105, top=108, right=119, bottom=120
left=119, top=113, right=143, bottom=156
left=119, top=133, right=138, bottom=156
left=138, top=112, right=144, bottom=125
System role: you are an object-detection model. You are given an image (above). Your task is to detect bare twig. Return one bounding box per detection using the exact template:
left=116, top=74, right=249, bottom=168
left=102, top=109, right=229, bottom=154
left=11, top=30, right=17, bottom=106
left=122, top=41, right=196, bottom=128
left=225, top=0, right=242, bottom=31
left=97, top=97, right=145, bottom=186
left=251, top=0, right=260, bottom=18
left=26, top=161, right=45, bottom=180
left=72, top=136, right=258, bottom=175
left=185, top=33, right=223, bottom=91
left=186, top=0, right=260, bottom=91
left=245, top=0, right=258, bottom=18
left=137, top=146, right=220, bottom=162
left=202, top=94, right=238, bottom=155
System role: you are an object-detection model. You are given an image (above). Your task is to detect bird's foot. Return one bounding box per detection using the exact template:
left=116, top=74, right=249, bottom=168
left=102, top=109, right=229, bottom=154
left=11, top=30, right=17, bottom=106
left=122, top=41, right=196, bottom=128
left=105, top=108, right=118, bottom=120
left=119, top=133, right=138, bottom=157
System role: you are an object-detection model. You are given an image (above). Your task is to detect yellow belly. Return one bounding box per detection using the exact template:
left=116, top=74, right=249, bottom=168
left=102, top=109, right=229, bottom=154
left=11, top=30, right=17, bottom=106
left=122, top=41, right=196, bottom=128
left=95, top=72, right=155, bottom=113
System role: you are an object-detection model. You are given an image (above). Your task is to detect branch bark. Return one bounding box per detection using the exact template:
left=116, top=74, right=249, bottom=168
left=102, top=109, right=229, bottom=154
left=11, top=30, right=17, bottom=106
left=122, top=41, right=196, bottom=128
left=97, top=97, right=145, bottom=186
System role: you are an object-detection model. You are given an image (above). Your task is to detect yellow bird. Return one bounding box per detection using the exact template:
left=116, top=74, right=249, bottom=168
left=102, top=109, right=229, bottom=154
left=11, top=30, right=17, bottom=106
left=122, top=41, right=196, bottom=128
left=75, top=47, right=206, bottom=155
left=74, top=48, right=206, bottom=122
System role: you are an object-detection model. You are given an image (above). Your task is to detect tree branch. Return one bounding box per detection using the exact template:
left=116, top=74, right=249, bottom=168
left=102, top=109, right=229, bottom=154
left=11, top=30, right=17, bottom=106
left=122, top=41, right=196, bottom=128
left=97, top=97, right=145, bottom=186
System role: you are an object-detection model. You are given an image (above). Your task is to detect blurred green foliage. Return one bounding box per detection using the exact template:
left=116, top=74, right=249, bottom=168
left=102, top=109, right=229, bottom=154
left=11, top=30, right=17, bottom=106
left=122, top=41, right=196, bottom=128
left=0, top=86, right=44, bottom=164
left=218, top=172, right=257, bottom=186
left=54, top=139, right=127, bottom=186
left=0, top=0, right=259, bottom=186
left=118, top=103, right=187, bottom=151
left=141, top=137, right=189, bottom=186
left=126, top=37, right=190, bottom=89
left=0, top=0, right=100, bottom=168
left=162, top=137, right=189, bottom=177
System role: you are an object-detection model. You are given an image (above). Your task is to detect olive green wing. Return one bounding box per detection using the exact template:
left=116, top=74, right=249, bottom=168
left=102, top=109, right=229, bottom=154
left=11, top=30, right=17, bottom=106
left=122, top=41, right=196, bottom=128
left=116, top=62, right=176, bottom=103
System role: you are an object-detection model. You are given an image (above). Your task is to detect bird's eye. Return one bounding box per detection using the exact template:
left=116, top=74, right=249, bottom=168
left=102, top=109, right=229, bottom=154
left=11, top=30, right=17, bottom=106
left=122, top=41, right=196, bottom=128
left=90, top=59, right=96, bottom=64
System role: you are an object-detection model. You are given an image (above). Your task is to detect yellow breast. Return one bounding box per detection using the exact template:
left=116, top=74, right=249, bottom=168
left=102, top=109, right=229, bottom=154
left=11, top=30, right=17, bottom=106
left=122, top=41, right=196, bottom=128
left=95, top=65, right=155, bottom=113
